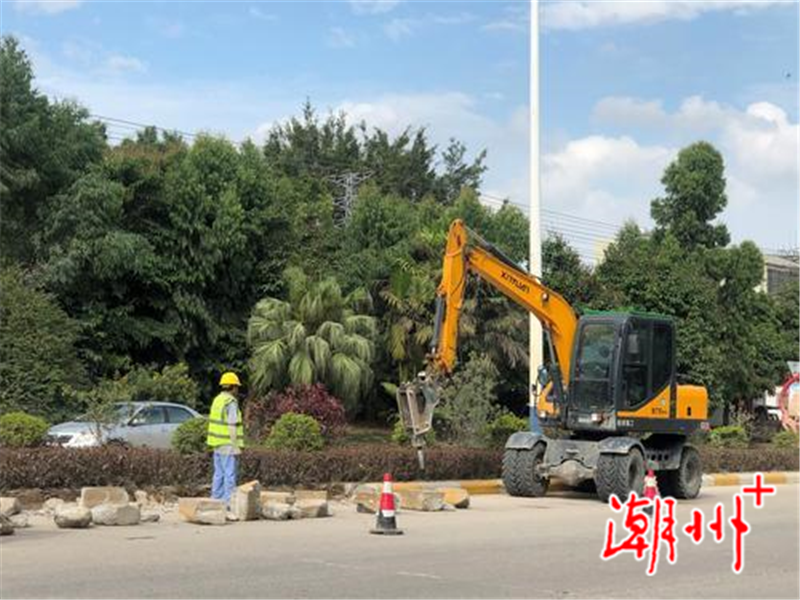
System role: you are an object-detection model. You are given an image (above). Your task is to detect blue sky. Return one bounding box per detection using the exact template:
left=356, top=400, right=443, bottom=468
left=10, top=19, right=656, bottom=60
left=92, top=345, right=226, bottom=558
left=3, top=0, right=798, bottom=259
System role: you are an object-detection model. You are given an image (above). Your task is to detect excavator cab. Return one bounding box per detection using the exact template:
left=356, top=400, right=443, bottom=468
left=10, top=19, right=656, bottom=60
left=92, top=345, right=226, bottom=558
left=561, top=312, right=685, bottom=434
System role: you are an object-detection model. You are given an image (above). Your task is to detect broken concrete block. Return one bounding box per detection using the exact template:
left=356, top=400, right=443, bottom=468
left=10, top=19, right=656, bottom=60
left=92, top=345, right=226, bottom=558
left=350, top=485, right=402, bottom=514
left=133, top=490, right=149, bottom=506
left=9, top=513, right=29, bottom=528
left=294, top=489, right=328, bottom=502
left=80, top=487, right=129, bottom=509
left=54, top=504, right=92, bottom=529
left=91, top=503, right=140, bottom=526
left=178, top=498, right=226, bottom=525
left=260, top=491, right=295, bottom=506
left=231, top=481, right=261, bottom=521
left=293, top=499, right=331, bottom=518
left=396, top=489, right=445, bottom=512
left=0, top=497, right=20, bottom=517
left=261, top=502, right=293, bottom=521
left=238, top=480, right=261, bottom=492
left=43, top=498, right=65, bottom=513
left=140, top=512, right=160, bottom=523
left=437, top=487, right=470, bottom=509
left=0, top=514, right=14, bottom=536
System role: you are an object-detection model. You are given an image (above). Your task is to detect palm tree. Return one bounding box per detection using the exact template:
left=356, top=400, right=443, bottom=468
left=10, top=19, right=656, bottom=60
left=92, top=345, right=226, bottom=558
left=247, top=268, right=377, bottom=415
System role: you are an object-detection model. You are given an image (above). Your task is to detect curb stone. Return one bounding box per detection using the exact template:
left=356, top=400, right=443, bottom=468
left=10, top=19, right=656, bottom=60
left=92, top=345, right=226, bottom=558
left=359, top=472, right=798, bottom=496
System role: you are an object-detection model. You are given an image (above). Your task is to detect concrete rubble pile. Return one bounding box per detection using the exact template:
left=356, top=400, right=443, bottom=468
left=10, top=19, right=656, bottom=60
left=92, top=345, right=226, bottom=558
left=2, top=482, right=336, bottom=531
left=349, top=482, right=471, bottom=513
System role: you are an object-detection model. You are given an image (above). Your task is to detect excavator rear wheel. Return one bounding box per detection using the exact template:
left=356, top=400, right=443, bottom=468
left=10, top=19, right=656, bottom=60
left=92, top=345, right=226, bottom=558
left=502, top=444, right=549, bottom=497
left=595, top=448, right=645, bottom=502
left=657, top=446, right=702, bottom=499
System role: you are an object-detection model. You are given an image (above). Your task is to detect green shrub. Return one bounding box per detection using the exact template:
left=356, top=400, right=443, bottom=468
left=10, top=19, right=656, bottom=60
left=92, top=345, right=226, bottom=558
left=264, top=413, right=324, bottom=451
left=0, top=412, right=50, bottom=448
left=708, top=425, right=749, bottom=448
left=172, top=417, right=208, bottom=454
left=772, top=429, right=799, bottom=449
left=438, top=353, right=499, bottom=447
left=391, top=417, right=436, bottom=446
left=486, top=412, right=528, bottom=448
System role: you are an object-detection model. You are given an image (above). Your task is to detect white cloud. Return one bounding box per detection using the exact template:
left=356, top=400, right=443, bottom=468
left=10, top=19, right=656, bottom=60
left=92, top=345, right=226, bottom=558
left=104, top=54, right=147, bottom=75
left=147, top=17, right=186, bottom=39
left=384, top=12, right=477, bottom=41
left=541, top=0, right=785, bottom=31
left=483, top=3, right=528, bottom=34
left=327, top=27, right=356, bottom=49
left=561, top=95, right=799, bottom=248
left=592, top=96, right=668, bottom=128
left=59, top=38, right=148, bottom=76
left=542, top=135, right=674, bottom=228
left=14, top=0, right=82, bottom=15
left=248, top=7, right=277, bottom=21
left=349, top=0, right=401, bottom=15
left=384, top=18, right=415, bottom=41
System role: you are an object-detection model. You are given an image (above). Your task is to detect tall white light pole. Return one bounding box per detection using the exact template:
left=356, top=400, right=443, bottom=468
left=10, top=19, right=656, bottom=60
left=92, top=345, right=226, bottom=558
left=529, top=0, right=543, bottom=427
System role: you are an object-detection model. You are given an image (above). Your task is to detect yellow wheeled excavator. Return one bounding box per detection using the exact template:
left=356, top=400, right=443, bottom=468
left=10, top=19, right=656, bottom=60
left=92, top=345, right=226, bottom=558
left=396, top=219, right=710, bottom=501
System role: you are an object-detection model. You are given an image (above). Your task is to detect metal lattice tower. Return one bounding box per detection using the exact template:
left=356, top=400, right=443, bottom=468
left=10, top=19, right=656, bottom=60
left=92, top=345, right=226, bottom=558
left=329, top=171, right=371, bottom=226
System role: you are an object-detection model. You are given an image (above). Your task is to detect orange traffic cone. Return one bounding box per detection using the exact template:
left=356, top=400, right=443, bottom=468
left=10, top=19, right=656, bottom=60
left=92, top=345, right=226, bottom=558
left=643, top=467, right=659, bottom=515
left=370, top=473, right=403, bottom=535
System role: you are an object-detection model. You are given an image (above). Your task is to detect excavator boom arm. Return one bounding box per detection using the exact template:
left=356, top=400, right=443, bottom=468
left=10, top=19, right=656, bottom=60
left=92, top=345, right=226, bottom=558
left=431, top=220, right=578, bottom=386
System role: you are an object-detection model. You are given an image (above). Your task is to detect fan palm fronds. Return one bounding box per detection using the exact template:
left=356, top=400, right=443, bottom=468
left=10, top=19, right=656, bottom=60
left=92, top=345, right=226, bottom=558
left=247, top=270, right=376, bottom=415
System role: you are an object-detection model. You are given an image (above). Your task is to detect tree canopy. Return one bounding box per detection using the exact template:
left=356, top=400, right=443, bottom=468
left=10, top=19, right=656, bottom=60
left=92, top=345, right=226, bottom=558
left=1, top=34, right=796, bottom=425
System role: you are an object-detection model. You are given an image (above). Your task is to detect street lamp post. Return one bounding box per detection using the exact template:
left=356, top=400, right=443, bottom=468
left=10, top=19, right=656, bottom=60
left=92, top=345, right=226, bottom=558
left=529, top=0, right=543, bottom=434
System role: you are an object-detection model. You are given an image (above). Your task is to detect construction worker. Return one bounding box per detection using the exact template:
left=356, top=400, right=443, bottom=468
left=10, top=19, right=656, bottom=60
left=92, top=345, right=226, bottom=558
left=207, top=371, right=244, bottom=507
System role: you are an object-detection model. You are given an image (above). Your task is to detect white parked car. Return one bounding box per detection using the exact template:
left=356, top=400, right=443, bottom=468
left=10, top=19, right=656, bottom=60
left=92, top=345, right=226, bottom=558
left=47, top=402, right=202, bottom=449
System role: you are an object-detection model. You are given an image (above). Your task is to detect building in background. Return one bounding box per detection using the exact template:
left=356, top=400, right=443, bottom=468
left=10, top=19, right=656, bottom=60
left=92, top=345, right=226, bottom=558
left=758, top=253, right=799, bottom=296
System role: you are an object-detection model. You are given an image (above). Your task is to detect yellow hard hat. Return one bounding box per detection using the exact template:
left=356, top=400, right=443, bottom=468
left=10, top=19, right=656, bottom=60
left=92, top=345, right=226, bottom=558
left=219, top=372, right=241, bottom=387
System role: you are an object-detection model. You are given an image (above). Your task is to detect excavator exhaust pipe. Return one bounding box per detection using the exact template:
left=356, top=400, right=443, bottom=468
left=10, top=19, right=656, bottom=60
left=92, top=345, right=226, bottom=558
left=396, top=375, right=440, bottom=470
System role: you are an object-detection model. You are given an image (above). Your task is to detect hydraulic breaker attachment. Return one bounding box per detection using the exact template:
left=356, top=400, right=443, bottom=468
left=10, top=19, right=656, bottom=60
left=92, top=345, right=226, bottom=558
left=396, top=374, right=440, bottom=470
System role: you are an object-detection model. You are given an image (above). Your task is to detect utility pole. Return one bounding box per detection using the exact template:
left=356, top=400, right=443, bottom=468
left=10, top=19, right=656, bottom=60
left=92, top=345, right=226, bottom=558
left=329, top=171, right=371, bottom=227
left=529, top=0, right=544, bottom=432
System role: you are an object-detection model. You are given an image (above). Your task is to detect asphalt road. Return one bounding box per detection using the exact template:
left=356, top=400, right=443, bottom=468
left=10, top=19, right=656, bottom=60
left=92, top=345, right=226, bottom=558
left=1, top=485, right=798, bottom=599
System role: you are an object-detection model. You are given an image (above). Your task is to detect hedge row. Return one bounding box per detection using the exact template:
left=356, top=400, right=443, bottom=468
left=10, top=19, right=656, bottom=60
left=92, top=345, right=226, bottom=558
left=698, top=447, right=799, bottom=473
left=0, top=445, right=502, bottom=491
left=0, top=445, right=796, bottom=492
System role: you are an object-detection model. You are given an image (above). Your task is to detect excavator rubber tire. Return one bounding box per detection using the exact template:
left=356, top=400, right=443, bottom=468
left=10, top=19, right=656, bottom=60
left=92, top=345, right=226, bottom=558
left=657, top=445, right=702, bottom=499
left=595, top=447, right=645, bottom=502
left=502, top=444, right=549, bottom=497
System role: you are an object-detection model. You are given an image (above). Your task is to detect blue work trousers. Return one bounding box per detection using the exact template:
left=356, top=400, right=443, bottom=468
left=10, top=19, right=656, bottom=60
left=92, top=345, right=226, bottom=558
left=211, top=451, right=237, bottom=506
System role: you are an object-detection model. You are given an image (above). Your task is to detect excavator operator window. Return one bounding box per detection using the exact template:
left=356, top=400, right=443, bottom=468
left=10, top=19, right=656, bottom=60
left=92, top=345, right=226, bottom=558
left=622, top=320, right=651, bottom=408
left=572, top=322, right=616, bottom=409
left=652, top=323, right=673, bottom=395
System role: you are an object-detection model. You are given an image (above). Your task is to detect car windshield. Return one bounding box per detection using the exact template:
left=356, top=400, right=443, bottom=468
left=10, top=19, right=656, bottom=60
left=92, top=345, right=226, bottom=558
left=74, top=403, right=138, bottom=423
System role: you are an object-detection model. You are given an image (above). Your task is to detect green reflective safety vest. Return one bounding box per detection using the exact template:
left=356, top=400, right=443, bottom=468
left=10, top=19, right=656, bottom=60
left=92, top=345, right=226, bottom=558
left=206, top=392, right=244, bottom=448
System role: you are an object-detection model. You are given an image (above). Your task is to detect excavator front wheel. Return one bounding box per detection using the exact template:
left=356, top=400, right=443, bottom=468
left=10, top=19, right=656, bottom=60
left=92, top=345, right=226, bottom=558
left=502, top=444, right=549, bottom=497
left=595, top=448, right=645, bottom=503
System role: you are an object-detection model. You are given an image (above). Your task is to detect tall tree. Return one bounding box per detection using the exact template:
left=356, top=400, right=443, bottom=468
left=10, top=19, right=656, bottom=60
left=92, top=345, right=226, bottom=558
left=542, top=233, right=600, bottom=308
left=0, top=36, right=106, bottom=264
left=434, top=138, right=487, bottom=205
left=651, top=141, right=730, bottom=250
left=0, top=266, right=86, bottom=418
